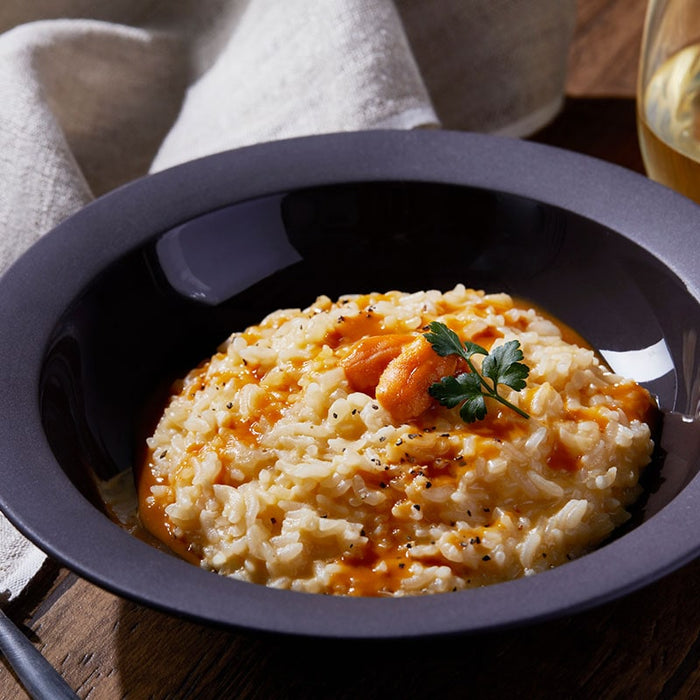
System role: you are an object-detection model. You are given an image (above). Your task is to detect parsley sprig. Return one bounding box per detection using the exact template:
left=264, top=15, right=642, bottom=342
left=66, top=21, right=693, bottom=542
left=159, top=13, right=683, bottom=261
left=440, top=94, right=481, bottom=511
left=424, top=321, right=530, bottom=423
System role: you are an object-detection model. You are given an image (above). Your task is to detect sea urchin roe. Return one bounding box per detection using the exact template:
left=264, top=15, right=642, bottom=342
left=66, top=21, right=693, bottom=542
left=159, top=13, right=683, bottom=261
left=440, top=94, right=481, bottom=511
left=138, top=286, right=656, bottom=597
left=374, top=335, right=460, bottom=422
left=341, top=334, right=414, bottom=395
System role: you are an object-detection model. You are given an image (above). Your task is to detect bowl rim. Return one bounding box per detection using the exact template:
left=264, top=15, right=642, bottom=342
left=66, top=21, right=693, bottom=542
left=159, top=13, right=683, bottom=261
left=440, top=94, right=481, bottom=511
left=1, top=129, right=699, bottom=638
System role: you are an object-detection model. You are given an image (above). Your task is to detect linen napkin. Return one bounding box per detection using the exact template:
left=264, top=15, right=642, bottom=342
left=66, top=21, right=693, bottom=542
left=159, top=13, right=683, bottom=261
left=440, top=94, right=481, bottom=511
left=0, top=0, right=576, bottom=600
left=0, top=516, right=47, bottom=601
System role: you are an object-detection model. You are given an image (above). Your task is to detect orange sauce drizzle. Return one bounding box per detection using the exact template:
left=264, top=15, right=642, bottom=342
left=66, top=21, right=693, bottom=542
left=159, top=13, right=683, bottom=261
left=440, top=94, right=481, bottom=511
left=324, top=311, right=387, bottom=348
left=545, top=440, right=582, bottom=472
left=332, top=545, right=413, bottom=596
left=137, top=454, right=201, bottom=565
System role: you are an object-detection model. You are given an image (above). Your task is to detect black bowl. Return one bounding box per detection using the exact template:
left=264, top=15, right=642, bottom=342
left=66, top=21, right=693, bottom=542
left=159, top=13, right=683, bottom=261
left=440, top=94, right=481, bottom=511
left=1, top=131, right=699, bottom=638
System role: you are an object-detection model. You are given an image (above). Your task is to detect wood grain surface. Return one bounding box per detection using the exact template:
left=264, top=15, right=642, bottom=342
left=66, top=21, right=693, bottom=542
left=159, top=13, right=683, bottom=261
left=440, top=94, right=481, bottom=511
left=4, top=2, right=700, bottom=699
left=567, top=0, right=644, bottom=97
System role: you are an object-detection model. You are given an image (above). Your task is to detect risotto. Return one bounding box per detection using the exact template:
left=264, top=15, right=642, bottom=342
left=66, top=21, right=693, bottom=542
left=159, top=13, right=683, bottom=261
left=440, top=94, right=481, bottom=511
left=138, top=286, right=656, bottom=596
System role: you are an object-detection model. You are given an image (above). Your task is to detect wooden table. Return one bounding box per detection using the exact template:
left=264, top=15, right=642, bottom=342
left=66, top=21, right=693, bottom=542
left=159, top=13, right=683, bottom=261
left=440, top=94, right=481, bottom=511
left=3, top=2, right=699, bottom=698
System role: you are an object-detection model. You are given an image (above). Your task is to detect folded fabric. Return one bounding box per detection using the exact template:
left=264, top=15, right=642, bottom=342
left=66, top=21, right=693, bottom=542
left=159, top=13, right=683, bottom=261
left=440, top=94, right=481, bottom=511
left=0, top=0, right=575, bottom=600
left=0, top=515, right=47, bottom=601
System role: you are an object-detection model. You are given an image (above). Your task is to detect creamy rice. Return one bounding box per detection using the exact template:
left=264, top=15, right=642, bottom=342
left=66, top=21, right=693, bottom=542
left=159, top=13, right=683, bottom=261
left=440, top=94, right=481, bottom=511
left=138, top=286, right=655, bottom=596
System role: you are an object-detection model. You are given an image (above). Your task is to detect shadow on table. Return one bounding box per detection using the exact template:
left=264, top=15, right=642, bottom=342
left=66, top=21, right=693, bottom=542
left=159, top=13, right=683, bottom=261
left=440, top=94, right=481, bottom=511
left=531, top=96, right=645, bottom=175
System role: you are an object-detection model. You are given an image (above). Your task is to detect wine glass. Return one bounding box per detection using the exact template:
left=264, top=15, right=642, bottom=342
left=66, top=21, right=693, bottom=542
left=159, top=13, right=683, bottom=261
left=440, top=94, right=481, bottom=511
left=637, top=0, right=700, bottom=203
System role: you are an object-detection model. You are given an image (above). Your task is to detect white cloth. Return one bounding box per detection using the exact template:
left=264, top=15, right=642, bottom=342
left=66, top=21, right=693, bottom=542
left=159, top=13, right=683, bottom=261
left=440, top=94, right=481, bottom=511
left=0, top=0, right=575, bottom=600
left=0, top=515, right=47, bottom=601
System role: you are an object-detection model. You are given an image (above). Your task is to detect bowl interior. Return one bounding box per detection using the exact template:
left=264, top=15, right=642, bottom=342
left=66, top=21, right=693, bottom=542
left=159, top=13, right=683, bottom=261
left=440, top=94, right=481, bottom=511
left=40, top=181, right=700, bottom=531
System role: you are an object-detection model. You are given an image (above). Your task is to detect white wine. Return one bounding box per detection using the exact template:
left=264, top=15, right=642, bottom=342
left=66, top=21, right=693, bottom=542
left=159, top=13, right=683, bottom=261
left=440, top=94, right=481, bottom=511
left=638, top=42, right=700, bottom=204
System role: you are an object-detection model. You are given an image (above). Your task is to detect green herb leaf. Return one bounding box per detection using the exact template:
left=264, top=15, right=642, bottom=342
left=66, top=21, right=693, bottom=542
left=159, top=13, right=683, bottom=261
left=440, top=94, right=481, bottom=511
left=424, top=322, right=487, bottom=360
left=428, top=373, right=486, bottom=423
left=424, top=321, right=530, bottom=422
left=481, top=340, right=529, bottom=392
